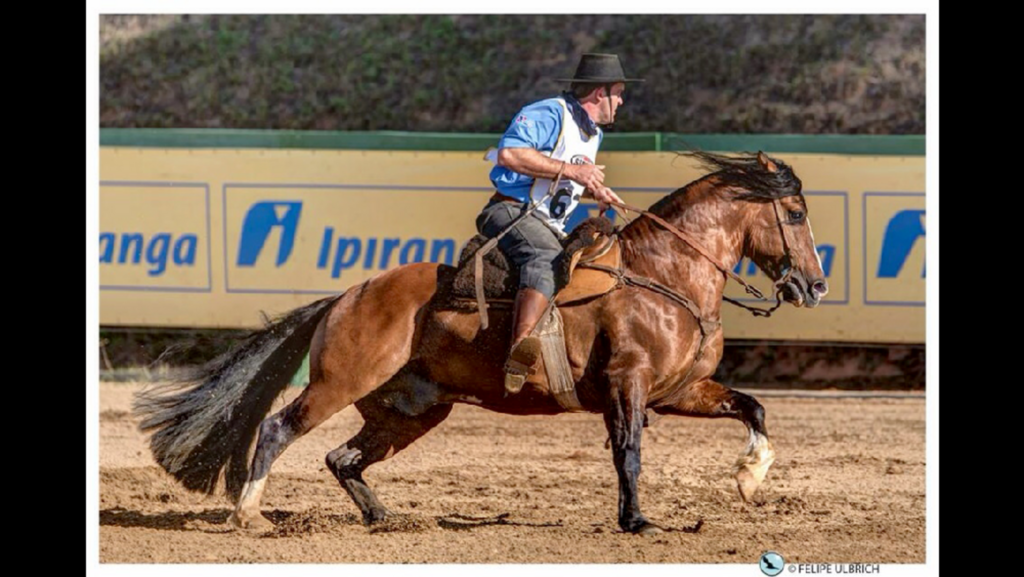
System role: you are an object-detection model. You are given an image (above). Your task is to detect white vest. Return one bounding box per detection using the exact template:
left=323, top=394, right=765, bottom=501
left=483, top=99, right=602, bottom=236
left=493, top=98, right=598, bottom=235
left=528, top=98, right=602, bottom=236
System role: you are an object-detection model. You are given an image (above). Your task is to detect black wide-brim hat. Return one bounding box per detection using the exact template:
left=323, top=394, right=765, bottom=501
left=556, top=53, right=645, bottom=83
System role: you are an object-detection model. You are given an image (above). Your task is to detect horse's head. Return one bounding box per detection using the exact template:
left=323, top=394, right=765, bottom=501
left=737, top=151, right=828, bottom=308
left=621, top=149, right=830, bottom=308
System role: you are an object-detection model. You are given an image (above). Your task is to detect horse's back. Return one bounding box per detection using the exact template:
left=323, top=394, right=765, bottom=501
left=339, top=262, right=442, bottom=313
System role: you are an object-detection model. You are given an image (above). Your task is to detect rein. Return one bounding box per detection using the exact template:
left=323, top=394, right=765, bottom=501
left=602, top=198, right=789, bottom=317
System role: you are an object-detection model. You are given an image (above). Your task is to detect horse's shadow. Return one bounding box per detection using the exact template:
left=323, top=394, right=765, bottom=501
left=99, top=507, right=562, bottom=534
left=98, top=507, right=366, bottom=534
left=100, top=507, right=701, bottom=535
left=99, top=507, right=233, bottom=532
left=432, top=512, right=563, bottom=532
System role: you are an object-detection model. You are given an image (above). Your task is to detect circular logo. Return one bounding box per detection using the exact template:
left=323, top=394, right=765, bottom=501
left=759, top=551, right=785, bottom=576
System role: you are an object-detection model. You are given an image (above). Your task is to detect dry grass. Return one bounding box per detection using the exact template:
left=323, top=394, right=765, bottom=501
left=99, top=14, right=925, bottom=134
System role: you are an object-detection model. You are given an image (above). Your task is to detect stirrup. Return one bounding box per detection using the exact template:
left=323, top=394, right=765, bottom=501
left=504, top=337, right=542, bottom=394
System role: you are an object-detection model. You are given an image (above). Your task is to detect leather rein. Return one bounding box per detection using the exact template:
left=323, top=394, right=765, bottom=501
left=590, top=197, right=797, bottom=317
left=576, top=197, right=798, bottom=385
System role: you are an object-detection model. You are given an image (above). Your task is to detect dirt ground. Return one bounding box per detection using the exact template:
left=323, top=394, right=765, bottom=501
left=97, top=382, right=926, bottom=564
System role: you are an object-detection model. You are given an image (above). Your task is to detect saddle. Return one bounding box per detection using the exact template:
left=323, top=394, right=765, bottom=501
left=442, top=216, right=621, bottom=306
left=434, top=216, right=622, bottom=412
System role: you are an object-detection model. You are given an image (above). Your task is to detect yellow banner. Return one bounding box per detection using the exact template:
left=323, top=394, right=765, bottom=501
left=99, top=148, right=925, bottom=342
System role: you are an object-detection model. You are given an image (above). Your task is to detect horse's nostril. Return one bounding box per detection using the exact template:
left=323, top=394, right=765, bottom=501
left=811, top=280, right=828, bottom=295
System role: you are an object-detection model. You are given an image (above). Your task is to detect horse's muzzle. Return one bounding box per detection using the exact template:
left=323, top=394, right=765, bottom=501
left=809, top=279, right=829, bottom=306
left=780, top=274, right=828, bottom=308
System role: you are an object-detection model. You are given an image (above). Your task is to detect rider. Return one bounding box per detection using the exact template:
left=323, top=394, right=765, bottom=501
left=475, top=53, right=644, bottom=392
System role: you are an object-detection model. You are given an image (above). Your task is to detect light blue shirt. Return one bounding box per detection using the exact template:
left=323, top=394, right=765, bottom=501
left=489, top=97, right=603, bottom=201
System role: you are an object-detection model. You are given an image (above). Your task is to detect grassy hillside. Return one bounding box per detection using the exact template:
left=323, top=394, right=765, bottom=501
left=100, top=14, right=925, bottom=134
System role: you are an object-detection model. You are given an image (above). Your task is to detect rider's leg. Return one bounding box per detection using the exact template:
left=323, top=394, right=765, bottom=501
left=504, top=286, right=549, bottom=386
left=476, top=200, right=562, bottom=392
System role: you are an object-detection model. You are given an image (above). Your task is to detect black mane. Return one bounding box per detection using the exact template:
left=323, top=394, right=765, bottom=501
left=684, top=150, right=802, bottom=200
left=645, top=150, right=803, bottom=218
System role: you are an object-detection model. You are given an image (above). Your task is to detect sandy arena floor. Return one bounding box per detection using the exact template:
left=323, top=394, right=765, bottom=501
left=97, top=382, right=925, bottom=564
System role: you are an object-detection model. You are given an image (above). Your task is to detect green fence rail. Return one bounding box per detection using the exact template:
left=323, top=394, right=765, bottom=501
left=100, top=129, right=924, bottom=156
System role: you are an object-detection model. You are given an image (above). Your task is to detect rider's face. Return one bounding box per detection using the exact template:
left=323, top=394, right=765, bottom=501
left=601, top=83, right=626, bottom=124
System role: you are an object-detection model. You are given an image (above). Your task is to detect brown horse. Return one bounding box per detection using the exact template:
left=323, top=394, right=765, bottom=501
left=135, top=150, right=828, bottom=535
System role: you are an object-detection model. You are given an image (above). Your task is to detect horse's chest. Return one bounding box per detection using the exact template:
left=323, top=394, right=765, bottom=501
left=668, top=325, right=724, bottom=385
left=638, top=308, right=707, bottom=365
left=638, top=314, right=724, bottom=388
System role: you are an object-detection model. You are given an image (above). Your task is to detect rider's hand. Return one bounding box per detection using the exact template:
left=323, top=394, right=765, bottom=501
left=588, top=185, right=624, bottom=213
left=564, top=162, right=606, bottom=192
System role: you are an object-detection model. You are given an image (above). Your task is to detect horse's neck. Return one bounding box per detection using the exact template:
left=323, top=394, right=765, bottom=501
left=619, top=194, right=744, bottom=316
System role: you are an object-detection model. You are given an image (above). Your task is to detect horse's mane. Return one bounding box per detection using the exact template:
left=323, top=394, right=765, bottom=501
left=619, top=150, right=803, bottom=252
left=644, top=150, right=803, bottom=219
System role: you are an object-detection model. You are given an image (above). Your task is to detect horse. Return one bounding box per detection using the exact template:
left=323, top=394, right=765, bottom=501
left=134, top=150, right=828, bottom=536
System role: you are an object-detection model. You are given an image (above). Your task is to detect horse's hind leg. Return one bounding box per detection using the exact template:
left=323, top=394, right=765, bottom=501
left=229, top=371, right=425, bottom=529
left=230, top=264, right=444, bottom=530
left=229, top=376, right=365, bottom=530
left=326, top=392, right=453, bottom=525
left=654, top=379, right=775, bottom=502
left=231, top=278, right=432, bottom=529
left=231, top=359, right=434, bottom=529
left=228, top=391, right=312, bottom=530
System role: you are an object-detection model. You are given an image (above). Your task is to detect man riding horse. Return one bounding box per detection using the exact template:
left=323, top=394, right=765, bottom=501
left=477, top=53, right=643, bottom=392
left=136, top=53, right=831, bottom=535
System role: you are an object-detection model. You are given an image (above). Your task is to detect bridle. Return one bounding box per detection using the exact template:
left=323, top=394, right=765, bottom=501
left=598, top=196, right=799, bottom=318
left=766, top=196, right=801, bottom=303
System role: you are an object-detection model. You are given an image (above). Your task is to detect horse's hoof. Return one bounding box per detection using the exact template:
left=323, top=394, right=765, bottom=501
left=228, top=510, right=275, bottom=532
left=735, top=467, right=761, bottom=502
left=623, top=520, right=664, bottom=535
left=362, top=509, right=392, bottom=526
left=636, top=522, right=664, bottom=536
left=734, top=436, right=776, bottom=502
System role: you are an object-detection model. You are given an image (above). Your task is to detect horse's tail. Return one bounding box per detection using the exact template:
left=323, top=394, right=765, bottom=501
left=132, top=294, right=341, bottom=501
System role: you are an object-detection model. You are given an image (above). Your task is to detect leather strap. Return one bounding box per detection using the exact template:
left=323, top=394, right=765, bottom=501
left=605, top=199, right=766, bottom=300
left=577, top=261, right=720, bottom=386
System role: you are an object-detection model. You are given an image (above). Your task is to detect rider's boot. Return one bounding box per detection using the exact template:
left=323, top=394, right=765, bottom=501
left=504, top=287, right=550, bottom=395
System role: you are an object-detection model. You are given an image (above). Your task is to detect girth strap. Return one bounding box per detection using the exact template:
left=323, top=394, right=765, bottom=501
left=580, top=264, right=704, bottom=327
left=577, top=262, right=720, bottom=386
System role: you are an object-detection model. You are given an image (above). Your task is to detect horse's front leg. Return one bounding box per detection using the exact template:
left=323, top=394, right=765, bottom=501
left=604, top=367, right=662, bottom=535
left=653, top=378, right=775, bottom=502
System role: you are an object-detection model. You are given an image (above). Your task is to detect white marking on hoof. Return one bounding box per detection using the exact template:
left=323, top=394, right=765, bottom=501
left=733, top=432, right=776, bottom=502
left=228, top=509, right=275, bottom=532
left=236, top=476, right=267, bottom=507
left=230, top=477, right=272, bottom=530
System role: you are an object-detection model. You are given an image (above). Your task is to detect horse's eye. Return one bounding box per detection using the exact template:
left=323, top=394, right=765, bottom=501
left=788, top=210, right=805, bottom=222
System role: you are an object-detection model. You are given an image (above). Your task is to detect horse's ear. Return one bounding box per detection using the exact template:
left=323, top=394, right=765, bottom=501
left=757, top=151, right=778, bottom=173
